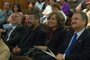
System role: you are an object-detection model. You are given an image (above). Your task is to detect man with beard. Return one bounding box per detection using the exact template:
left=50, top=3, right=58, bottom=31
left=12, top=12, right=47, bottom=57
left=42, top=11, right=90, bottom=60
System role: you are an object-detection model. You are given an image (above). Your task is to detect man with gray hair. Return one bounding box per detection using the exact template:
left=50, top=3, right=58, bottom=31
left=4, top=12, right=26, bottom=51
left=42, top=11, right=90, bottom=60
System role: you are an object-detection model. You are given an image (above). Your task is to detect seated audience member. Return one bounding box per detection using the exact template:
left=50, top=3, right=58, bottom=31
left=73, top=0, right=87, bottom=12
left=51, top=3, right=67, bottom=23
left=0, top=38, right=10, bottom=60
left=43, top=0, right=56, bottom=23
left=42, top=11, right=90, bottom=60
left=7, top=3, right=23, bottom=23
left=83, top=3, right=90, bottom=26
left=4, top=12, right=26, bottom=51
left=35, top=0, right=45, bottom=10
left=24, top=1, right=43, bottom=17
left=38, top=11, right=67, bottom=55
left=12, top=13, right=47, bottom=57
left=0, top=1, right=12, bottom=24
left=60, top=0, right=70, bottom=16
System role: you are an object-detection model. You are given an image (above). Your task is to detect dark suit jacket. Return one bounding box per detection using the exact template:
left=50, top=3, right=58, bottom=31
left=4, top=24, right=26, bottom=51
left=44, top=28, right=67, bottom=54
left=18, top=25, right=47, bottom=54
left=58, top=29, right=90, bottom=60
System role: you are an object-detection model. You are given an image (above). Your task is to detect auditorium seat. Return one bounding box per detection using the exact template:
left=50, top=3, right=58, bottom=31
left=12, top=56, right=32, bottom=60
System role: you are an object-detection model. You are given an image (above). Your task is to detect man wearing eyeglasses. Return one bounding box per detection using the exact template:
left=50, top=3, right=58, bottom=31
left=12, top=12, right=47, bottom=57
left=0, top=1, right=12, bottom=24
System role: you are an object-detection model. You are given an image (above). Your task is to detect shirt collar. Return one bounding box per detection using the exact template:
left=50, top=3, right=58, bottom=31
left=74, top=28, right=85, bottom=39
left=12, top=25, right=17, bottom=29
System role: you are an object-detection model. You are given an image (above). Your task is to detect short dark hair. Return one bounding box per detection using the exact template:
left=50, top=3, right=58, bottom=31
left=38, top=0, right=45, bottom=3
left=12, top=3, right=22, bottom=12
left=74, top=11, right=88, bottom=27
left=28, top=12, right=40, bottom=19
left=5, top=1, right=11, bottom=7
left=28, top=1, right=35, bottom=6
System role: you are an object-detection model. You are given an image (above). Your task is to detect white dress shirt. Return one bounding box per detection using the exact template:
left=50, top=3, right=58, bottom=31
left=35, top=2, right=45, bottom=10
left=6, top=25, right=17, bottom=41
left=43, top=5, right=52, bottom=14
left=63, top=28, right=85, bottom=59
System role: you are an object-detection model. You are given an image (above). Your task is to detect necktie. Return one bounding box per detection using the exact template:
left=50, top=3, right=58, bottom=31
left=64, top=33, right=77, bottom=54
left=6, top=28, right=13, bottom=41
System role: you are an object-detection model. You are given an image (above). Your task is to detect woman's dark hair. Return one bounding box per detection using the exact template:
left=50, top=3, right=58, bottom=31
left=38, top=0, right=45, bottom=3
left=12, top=3, right=22, bottom=12
left=28, top=1, right=35, bottom=6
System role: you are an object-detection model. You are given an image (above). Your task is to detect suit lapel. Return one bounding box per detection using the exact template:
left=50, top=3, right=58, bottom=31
left=4, top=24, right=21, bottom=41
left=70, top=29, right=87, bottom=52
left=10, top=24, right=21, bottom=37
left=65, top=31, right=74, bottom=49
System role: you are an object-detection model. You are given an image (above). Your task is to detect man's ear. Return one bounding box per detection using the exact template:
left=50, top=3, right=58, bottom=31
left=36, top=18, right=40, bottom=23
left=20, top=19, right=22, bottom=23
left=83, top=19, right=86, bottom=25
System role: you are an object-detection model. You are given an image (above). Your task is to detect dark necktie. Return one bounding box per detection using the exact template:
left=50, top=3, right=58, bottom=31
left=64, top=33, right=77, bottom=54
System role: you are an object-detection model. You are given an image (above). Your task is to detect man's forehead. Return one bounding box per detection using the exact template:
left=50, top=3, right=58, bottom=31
left=72, top=13, right=81, bottom=18
left=5, top=2, right=9, bottom=5
left=28, top=14, right=35, bottom=17
left=12, top=13, right=19, bottom=16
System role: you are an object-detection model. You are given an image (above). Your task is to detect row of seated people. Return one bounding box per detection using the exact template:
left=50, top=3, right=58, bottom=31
left=0, top=0, right=90, bottom=60
left=0, top=11, right=90, bottom=60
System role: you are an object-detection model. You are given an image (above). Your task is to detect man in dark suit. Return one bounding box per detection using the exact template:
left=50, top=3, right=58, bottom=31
left=42, top=11, right=90, bottom=60
left=4, top=12, right=26, bottom=51
left=12, top=12, right=47, bottom=57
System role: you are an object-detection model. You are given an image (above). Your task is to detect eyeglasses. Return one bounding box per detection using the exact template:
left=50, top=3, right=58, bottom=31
left=26, top=17, right=33, bottom=20
left=4, top=5, right=9, bottom=6
left=48, top=18, right=56, bottom=20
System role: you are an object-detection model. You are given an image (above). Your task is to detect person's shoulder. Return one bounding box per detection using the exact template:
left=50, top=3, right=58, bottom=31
left=8, top=9, right=13, bottom=13
left=17, top=24, right=26, bottom=30
left=35, top=2, right=39, bottom=5
left=65, top=3, right=70, bottom=6
left=38, top=25, right=46, bottom=32
left=82, top=9, right=87, bottom=12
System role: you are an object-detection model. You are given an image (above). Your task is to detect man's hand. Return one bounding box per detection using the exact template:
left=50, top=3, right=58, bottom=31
left=3, top=9, right=7, bottom=14
left=0, top=29, right=6, bottom=32
left=12, top=46, right=21, bottom=54
left=56, top=54, right=65, bottom=60
left=38, top=46, right=47, bottom=51
left=24, top=14, right=28, bottom=17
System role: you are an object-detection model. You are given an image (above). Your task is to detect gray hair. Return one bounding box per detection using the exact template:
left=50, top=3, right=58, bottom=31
left=14, top=12, right=22, bottom=19
left=74, top=11, right=88, bottom=27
